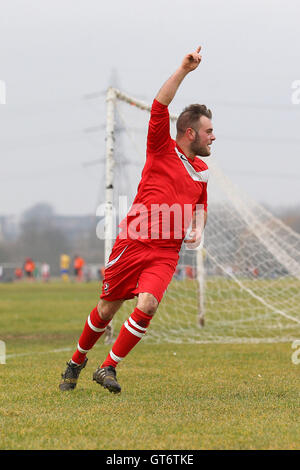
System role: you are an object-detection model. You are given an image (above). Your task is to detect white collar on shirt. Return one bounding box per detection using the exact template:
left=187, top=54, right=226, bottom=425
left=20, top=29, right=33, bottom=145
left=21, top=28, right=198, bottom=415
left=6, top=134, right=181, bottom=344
left=174, top=147, right=209, bottom=183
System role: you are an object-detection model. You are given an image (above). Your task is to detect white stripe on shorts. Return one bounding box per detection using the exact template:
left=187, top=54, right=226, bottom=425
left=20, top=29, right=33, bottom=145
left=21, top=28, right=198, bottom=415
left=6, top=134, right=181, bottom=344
left=106, top=245, right=128, bottom=269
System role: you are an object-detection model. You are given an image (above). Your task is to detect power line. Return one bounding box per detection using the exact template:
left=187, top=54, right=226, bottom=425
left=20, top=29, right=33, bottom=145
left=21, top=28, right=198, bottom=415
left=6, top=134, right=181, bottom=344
left=228, top=169, right=300, bottom=180
left=210, top=100, right=300, bottom=111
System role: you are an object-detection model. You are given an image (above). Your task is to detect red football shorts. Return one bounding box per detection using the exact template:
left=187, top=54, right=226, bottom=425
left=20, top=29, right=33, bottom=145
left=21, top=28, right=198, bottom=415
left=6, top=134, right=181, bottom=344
left=100, top=237, right=179, bottom=303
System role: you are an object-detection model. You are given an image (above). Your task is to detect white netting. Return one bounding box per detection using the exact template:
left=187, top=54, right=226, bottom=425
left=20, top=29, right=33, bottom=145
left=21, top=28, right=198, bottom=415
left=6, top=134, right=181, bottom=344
left=106, top=88, right=300, bottom=344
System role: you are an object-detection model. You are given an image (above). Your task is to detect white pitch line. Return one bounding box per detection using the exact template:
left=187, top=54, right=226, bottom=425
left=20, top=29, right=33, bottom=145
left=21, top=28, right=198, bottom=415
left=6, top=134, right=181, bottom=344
left=6, top=347, right=73, bottom=359
left=4, top=337, right=296, bottom=361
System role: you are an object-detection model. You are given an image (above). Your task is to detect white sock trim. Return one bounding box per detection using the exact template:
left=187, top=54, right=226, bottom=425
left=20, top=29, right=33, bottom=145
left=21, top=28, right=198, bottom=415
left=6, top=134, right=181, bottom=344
left=77, top=343, right=89, bottom=354
left=124, top=320, right=145, bottom=338
left=110, top=350, right=124, bottom=363
left=87, top=314, right=106, bottom=333
left=128, top=316, right=147, bottom=332
left=70, top=359, right=80, bottom=366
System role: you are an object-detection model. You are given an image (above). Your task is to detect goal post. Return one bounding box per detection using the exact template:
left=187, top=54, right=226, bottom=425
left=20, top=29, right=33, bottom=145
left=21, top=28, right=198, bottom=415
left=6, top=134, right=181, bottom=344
left=104, top=87, right=117, bottom=266
left=196, top=236, right=206, bottom=327
left=103, top=87, right=300, bottom=344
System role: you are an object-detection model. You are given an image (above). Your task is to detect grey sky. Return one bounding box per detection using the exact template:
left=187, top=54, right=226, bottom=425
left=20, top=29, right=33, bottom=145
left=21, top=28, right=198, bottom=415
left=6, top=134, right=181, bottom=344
left=0, top=0, right=299, bottom=217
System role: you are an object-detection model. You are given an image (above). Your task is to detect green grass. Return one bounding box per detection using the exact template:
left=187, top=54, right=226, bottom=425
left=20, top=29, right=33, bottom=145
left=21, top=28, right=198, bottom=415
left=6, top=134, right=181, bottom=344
left=0, top=281, right=299, bottom=450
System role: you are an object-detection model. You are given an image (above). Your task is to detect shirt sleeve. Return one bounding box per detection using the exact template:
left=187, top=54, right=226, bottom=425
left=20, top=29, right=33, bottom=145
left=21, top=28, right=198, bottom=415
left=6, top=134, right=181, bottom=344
left=147, top=99, right=172, bottom=154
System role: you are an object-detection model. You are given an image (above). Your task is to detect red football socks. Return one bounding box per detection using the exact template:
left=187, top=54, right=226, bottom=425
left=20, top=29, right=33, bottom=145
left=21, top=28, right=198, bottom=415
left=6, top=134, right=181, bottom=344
left=101, top=307, right=152, bottom=368
left=71, top=306, right=110, bottom=365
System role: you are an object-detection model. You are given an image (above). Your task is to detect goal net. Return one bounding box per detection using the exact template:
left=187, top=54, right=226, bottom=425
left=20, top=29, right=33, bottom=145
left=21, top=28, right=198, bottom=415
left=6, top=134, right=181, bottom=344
left=103, top=87, right=300, bottom=344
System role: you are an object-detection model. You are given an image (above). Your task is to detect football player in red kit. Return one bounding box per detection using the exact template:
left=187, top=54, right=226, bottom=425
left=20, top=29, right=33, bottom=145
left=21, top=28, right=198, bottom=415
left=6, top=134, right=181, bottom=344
left=59, top=46, right=215, bottom=393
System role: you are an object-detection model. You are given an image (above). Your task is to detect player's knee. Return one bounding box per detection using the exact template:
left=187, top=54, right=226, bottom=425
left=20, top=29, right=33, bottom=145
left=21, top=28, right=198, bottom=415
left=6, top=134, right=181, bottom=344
left=97, top=300, right=116, bottom=322
left=137, top=293, right=158, bottom=316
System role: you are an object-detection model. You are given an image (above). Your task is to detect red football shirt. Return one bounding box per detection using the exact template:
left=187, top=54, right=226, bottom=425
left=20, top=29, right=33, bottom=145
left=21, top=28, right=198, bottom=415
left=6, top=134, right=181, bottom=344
left=119, top=99, right=208, bottom=251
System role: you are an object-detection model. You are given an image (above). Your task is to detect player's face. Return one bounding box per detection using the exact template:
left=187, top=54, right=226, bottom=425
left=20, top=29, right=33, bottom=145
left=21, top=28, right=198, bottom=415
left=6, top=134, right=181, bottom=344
left=190, top=116, right=215, bottom=157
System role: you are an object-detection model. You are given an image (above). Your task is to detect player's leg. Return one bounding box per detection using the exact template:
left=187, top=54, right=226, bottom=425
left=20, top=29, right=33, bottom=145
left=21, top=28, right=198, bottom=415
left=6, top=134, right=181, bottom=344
left=59, top=299, right=123, bottom=391
left=93, top=249, right=179, bottom=394
left=92, top=244, right=152, bottom=393
left=101, top=292, right=158, bottom=368
left=71, top=298, right=124, bottom=364
left=136, top=292, right=159, bottom=314
left=93, top=293, right=157, bottom=394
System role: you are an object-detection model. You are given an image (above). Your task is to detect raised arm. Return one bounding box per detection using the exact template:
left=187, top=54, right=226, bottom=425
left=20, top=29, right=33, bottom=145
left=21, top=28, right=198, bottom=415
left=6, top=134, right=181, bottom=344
left=155, top=46, right=202, bottom=107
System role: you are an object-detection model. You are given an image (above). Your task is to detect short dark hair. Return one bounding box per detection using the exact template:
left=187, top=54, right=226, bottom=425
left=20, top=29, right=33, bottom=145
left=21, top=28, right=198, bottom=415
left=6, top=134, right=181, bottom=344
left=176, top=104, right=212, bottom=136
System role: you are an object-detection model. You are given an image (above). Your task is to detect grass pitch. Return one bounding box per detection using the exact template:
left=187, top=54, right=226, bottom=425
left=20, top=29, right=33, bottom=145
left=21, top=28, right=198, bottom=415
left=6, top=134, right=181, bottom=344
left=0, top=281, right=299, bottom=450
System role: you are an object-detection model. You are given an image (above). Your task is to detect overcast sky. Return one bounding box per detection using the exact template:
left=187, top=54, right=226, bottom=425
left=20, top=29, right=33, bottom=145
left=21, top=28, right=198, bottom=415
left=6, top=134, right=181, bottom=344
left=0, top=0, right=299, bottom=217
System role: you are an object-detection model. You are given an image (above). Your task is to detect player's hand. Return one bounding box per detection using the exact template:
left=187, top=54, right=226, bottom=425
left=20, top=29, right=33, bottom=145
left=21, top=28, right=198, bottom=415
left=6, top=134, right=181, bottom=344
left=184, top=228, right=202, bottom=249
left=181, top=46, right=202, bottom=72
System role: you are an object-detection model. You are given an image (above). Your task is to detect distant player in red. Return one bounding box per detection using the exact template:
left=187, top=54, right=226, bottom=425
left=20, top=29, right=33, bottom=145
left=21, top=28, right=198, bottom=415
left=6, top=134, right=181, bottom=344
left=59, top=46, right=216, bottom=393
left=73, top=255, right=85, bottom=282
left=23, top=258, right=35, bottom=280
